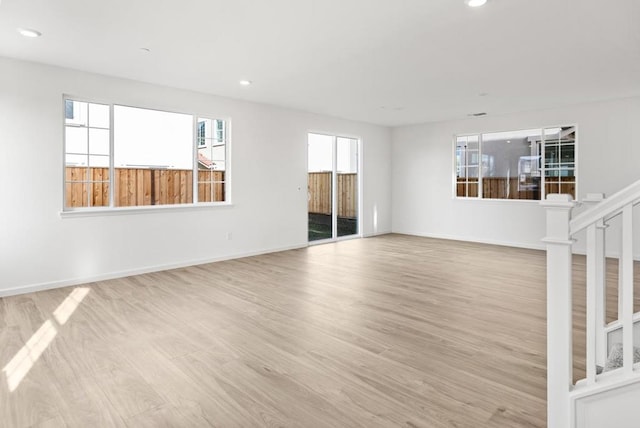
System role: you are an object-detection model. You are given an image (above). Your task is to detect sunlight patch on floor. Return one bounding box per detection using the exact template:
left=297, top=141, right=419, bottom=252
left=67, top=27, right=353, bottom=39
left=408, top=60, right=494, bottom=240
left=53, top=287, right=90, bottom=325
left=2, top=287, right=90, bottom=392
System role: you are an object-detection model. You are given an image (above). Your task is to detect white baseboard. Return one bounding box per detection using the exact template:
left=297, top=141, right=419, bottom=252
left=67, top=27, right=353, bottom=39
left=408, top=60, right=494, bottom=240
left=363, top=229, right=392, bottom=238
left=0, top=243, right=308, bottom=298
left=395, top=230, right=547, bottom=251
left=392, top=231, right=640, bottom=260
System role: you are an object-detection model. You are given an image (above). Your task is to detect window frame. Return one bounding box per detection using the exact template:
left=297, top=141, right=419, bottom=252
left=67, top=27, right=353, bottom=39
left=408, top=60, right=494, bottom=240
left=61, top=95, right=232, bottom=215
left=452, top=124, right=578, bottom=202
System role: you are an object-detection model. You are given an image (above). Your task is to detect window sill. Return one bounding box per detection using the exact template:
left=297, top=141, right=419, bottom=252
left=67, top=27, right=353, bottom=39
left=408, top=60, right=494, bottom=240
left=59, top=202, right=233, bottom=218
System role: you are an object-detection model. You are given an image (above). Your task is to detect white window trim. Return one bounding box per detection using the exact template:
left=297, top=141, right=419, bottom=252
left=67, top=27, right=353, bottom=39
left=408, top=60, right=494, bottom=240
left=61, top=95, right=232, bottom=216
left=452, top=123, right=578, bottom=202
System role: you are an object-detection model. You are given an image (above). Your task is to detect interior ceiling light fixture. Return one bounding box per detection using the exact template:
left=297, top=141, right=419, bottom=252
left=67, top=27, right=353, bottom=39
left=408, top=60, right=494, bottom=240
left=465, top=0, right=488, bottom=7
left=18, top=28, right=42, bottom=38
left=239, top=80, right=252, bottom=86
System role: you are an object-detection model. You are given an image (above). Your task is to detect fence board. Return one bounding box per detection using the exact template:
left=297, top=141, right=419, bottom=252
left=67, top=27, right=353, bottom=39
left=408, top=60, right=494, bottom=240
left=143, top=170, right=151, bottom=205
left=136, top=169, right=145, bottom=206
left=128, top=169, right=136, bottom=205
left=159, top=170, right=167, bottom=205
left=96, top=168, right=106, bottom=206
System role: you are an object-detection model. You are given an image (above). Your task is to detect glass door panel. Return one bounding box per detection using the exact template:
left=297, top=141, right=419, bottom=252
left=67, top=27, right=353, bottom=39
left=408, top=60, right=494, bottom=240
left=337, top=137, right=358, bottom=237
left=308, top=134, right=333, bottom=241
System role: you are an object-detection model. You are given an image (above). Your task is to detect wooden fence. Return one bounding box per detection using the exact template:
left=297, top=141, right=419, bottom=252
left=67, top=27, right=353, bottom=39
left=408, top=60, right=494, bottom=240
left=456, top=176, right=575, bottom=199
left=308, top=172, right=357, bottom=218
left=65, top=167, right=224, bottom=208
left=65, top=167, right=110, bottom=207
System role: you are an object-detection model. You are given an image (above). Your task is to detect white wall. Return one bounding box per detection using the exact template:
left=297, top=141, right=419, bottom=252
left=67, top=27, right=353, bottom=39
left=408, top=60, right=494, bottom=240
left=0, top=56, right=392, bottom=296
left=391, top=97, right=640, bottom=250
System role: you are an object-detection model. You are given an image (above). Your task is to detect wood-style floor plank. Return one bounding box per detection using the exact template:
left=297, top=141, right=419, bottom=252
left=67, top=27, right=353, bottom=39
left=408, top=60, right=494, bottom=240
left=2, top=234, right=636, bottom=427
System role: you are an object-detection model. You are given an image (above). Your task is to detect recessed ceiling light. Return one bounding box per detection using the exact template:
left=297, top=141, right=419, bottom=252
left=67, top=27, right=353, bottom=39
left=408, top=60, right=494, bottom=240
left=18, top=28, right=42, bottom=38
left=239, top=80, right=252, bottom=86
left=465, top=0, right=487, bottom=7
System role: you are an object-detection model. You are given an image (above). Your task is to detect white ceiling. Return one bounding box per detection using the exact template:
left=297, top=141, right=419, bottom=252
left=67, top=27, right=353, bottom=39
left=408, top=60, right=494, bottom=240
left=0, top=0, right=639, bottom=126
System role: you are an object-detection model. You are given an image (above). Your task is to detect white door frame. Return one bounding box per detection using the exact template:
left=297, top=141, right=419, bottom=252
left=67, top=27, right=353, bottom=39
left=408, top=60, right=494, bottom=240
left=307, top=132, right=361, bottom=244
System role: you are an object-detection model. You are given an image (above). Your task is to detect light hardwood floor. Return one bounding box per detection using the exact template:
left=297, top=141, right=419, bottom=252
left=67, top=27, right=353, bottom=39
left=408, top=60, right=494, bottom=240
left=0, top=234, right=625, bottom=427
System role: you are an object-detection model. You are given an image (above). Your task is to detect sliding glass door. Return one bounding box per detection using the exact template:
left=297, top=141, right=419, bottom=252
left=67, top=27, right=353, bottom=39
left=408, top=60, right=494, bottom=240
left=308, top=133, right=359, bottom=242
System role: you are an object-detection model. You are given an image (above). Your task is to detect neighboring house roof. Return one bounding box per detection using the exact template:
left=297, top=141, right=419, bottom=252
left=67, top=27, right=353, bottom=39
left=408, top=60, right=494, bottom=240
left=198, top=152, right=215, bottom=169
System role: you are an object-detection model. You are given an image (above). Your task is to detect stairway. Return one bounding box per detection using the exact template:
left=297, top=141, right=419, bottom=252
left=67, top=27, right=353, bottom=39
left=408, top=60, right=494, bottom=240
left=542, top=181, right=640, bottom=428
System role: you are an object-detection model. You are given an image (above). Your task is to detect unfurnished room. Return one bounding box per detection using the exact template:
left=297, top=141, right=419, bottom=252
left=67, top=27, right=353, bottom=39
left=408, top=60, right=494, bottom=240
left=1, top=1, right=640, bottom=427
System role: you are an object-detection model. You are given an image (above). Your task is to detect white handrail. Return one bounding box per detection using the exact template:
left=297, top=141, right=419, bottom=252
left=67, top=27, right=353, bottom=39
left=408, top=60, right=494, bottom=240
left=570, top=180, right=640, bottom=234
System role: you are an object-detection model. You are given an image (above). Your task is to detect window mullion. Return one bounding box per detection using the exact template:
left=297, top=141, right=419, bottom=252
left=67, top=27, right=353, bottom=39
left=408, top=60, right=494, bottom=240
left=464, top=140, right=469, bottom=198
left=86, top=107, right=91, bottom=208
left=541, top=129, right=546, bottom=201
left=109, top=104, right=115, bottom=208
left=465, top=142, right=469, bottom=198
left=192, top=116, right=198, bottom=204
left=478, top=134, right=483, bottom=199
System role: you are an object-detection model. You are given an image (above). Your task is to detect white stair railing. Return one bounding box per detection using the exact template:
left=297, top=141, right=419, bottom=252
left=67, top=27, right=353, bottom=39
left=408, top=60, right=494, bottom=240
left=543, top=180, right=640, bottom=428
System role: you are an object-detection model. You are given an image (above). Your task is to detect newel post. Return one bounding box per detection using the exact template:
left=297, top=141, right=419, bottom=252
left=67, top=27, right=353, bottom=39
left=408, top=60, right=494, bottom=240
left=541, top=194, right=575, bottom=428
